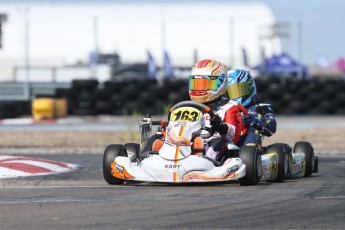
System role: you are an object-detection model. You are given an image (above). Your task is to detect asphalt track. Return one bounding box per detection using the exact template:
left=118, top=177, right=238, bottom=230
left=0, top=154, right=344, bottom=230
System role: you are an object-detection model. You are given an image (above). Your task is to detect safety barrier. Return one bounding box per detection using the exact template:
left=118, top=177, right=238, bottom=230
left=31, top=98, right=68, bottom=121
left=255, top=77, right=345, bottom=115
left=60, top=77, right=345, bottom=116
left=0, top=77, right=344, bottom=118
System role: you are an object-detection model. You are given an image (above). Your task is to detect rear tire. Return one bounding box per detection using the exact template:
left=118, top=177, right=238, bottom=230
left=293, top=141, right=314, bottom=177
left=103, top=144, right=127, bottom=185
left=239, top=146, right=261, bottom=186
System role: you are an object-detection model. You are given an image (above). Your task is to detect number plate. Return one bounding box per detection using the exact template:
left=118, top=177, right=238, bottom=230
left=170, top=107, right=202, bottom=122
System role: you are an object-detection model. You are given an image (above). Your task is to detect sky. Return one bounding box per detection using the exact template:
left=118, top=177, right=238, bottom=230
left=1, top=0, right=344, bottom=66
left=258, top=0, right=345, bottom=65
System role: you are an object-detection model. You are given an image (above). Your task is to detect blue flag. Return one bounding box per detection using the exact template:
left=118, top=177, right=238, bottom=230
left=164, top=50, right=174, bottom=79
left=147, top=50, right=157, bottom=79
left=89, top=50, right=98, bottom=65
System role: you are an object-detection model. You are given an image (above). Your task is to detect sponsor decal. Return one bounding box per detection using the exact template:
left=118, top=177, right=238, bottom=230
left=291, top=160, right=305, bottom=176
left=265, top=153, right=278, bottom=179
left=115, top=163, right=124, bottom=173
left=165, top=125, right=190, bottom=147
left=228, top=165, right=239, bottom=174
left=261, top=165, right=270, bottom=179
left=165, top=164, right=181, bottom=169
left=111, top=161, right=134, bottom=180
left=291, top=163, right=302, bottom=173
left=261, top=165, right=267, bottom=172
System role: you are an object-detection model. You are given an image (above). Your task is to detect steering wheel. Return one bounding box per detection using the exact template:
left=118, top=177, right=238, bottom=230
left=169, top=101, right=214, bottom=117
left=168, top=100, right=215, bottom=139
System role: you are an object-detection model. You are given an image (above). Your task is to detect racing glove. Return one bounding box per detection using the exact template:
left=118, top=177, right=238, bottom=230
left=242, top=114, right=264, bottom=130
left=210, top=114, right=228, bottom=135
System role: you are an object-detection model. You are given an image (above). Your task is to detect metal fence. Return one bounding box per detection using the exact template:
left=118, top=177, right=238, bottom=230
left=0, top=82, right=70, bottom=100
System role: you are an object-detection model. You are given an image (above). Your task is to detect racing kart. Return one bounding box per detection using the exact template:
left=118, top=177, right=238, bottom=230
left=103, top=101, right=318, bottom=185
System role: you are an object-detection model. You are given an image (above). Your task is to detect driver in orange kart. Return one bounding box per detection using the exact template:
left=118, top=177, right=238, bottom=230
left=189, top=59, right=243, bottom=163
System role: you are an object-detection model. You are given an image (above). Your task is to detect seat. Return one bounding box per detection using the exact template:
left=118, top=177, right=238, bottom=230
left=152, top=139, right=164, bottom=153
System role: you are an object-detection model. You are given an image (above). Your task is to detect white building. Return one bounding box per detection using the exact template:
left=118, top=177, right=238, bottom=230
left=0, top=1, right=281, bottom=82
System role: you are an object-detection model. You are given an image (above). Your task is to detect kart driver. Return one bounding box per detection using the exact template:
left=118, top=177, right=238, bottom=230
left=189, top=59, right=243, bottom=163
left=226, top=69, right=277, bottom=146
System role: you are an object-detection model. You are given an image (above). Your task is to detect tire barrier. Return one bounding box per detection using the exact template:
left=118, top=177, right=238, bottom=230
left=70, top=77, right=307, bottom=116
left=0, top=100, right=30, bottom=119
left=255, top=77, right=345, bottom=115
left=1, top=77, right=345, bottom=119
left=69, top=79, right=99, bottom=115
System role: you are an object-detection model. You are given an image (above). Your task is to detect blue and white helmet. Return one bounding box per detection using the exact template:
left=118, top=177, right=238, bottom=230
left=226, top=69, right=257, bottom=107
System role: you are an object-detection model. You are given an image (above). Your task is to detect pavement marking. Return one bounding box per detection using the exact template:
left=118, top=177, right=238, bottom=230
left=1, top=185, right=131, bottom=189
left=314, top=196, right=345, bottom=199
left=0, top=155, right=78, bottom=179
left=0, top=198, right=96, bottom=205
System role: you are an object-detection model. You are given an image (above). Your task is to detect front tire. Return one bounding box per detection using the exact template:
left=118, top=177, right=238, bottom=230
left=293, top=141, right=314, bottom=177
left=239, top=146, right=261, bottom=186
left=103, top=144, right=127, bottom=185
left=124, top=143, right=140, bottom=162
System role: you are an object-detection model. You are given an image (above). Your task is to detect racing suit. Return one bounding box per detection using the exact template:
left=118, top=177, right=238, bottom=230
left=237, top=103, right=277, bottom=146
left=203, top=97, right=243, bottom=162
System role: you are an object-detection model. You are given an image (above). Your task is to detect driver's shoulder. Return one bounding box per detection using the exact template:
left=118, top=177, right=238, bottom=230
left=219, top=100, right=240, bottom=112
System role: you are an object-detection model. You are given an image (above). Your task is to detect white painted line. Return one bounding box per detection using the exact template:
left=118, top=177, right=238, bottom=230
left=1, top=185, right=131, bottom=189
left=0, top=118, right=34, bottom=125
left=0, top=198, right=96, bottom=205
left=0, top=155, right=18, bottom=160
left=315, top=196, right=345, bottom=199
left=0, top=168, right=30, bottom=177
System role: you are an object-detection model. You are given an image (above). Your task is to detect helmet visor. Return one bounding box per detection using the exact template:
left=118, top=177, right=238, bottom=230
left=189, top=76, right=219, bottom=91
left=227, top=82, right=251, bottom=99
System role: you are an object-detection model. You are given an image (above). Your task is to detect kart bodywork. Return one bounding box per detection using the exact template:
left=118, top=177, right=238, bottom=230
left=103, top=101, right=318, bottom=185
left=112, top=152, right=246, bottom=183
left=260, top=141, right=318, bottom=182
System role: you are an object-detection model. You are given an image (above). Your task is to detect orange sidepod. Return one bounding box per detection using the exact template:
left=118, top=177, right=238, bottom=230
left=111, top=161, right=134, bottom=180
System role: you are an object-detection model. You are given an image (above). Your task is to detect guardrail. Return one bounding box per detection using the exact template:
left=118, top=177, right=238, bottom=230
left=0, top=82, right=70, bottom=100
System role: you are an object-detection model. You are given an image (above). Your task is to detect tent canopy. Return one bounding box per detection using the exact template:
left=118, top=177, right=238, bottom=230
left=252, top=52, right=308, bottom=79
